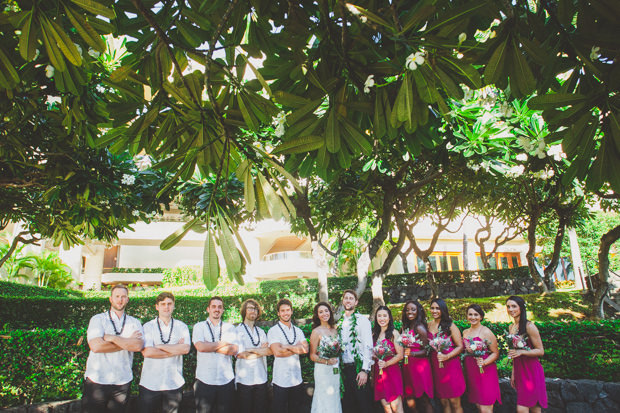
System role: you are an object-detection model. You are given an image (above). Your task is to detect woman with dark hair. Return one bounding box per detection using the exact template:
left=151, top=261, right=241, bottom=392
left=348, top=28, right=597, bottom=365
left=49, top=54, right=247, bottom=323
left=309, top=302, right=341, bottom=412
left=400, top=300, right=433, bottom=413
left=428, top=298, right=465, bottom=413
left=462, top=304, right=501, bottom=412
left=372, top=305, right=404, bottom=413
left=506, top=296, right=547, bottom=413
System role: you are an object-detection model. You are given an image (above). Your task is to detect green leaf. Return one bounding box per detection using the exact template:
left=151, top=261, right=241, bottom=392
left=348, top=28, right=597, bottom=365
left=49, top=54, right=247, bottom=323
left=203, top=230, right=219, bottom=290
left=70, top=0, right=116, bottom=19
left=346, top=4, right=394, bottom=30
left=609, top=111, right=620, bottom=153
left=424, top=1, right=487, bottom=33
left=528, top=93, right=588, bottom=110
left=237, top=93, right=260, bottom=131
left=340, top=117, right=373, bottom=155
left=18, top=12, right=38, bottom=61
left=160, top=217, right=202, bottom=250
left=373, top=91, right=387, bottom=139
left=218, top=214, right=242, bottom=274
left=47, top=19, right=83, bottom=66
left=440, top=56, right=481, bottom=89
left=483, top=38, right=508, bottom=86
left=272, top=135, right=324, bottom=154
left=64, top=5, right=106, bottom=52
left=287, top=97, right=324, bottom=125
left=326, top=107, right=340, bottom=153
left=263, top=157, right=303, bottom=192
left=244, top=168, right=255, bottom=212
left=257, top=173, right=283, bottom=220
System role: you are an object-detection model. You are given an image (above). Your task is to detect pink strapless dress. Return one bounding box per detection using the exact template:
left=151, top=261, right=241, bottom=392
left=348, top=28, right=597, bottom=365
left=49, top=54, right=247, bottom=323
left=402, top=339, right=433, bottom=399
left=463, top=337, right=501, bottom=406
left=428, top=331, right=466, bottom=399
left=513, top=339, right=547, bottom=408
left=373, top=339, right=404, bottom=403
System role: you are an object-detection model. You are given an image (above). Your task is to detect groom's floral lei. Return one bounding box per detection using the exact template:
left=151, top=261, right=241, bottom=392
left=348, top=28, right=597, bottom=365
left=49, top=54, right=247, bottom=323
left=337, top=310, right=363, bottom=374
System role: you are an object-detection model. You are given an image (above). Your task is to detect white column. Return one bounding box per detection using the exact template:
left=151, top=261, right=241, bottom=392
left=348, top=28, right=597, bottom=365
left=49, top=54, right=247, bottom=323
left=568, top=227, right=586, bottom=290
left=58, top=244, right=83, bottom=282
left=82, top=244, right=105, bottom=291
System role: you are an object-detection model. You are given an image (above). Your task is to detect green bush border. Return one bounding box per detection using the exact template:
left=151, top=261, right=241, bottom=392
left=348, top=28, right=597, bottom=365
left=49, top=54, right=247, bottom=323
left=1, top=319, right=617, bottom=408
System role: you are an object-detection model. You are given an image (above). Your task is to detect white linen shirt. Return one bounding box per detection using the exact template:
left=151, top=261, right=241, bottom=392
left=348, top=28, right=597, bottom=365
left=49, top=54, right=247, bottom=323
left=85, top=311, right=143, bottom=385
left=139, top=318, right=191, bottom=391
left=267, top=322, right=306, bottom=388
left=340, top=313, right=374, bottom=371
left=193, top=319, right=237, bottom=385
left=235, top=323, right=269, bottom=386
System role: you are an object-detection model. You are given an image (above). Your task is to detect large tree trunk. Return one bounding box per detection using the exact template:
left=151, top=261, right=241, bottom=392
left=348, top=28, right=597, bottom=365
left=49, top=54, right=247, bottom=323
left=593, top=224, right=620, bottom=318
left=311, top=240, right=329, bottom=302
left=474, top=226, right=492, bottom=269
left=526, top=210, right=549, bottom=293
left=543, top=211, right=570, bottom=292
left=568, top=227, right=586, bottom=290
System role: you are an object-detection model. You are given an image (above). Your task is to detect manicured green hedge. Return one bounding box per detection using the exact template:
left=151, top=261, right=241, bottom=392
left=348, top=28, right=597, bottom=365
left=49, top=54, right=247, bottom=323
left=1, top=320, right=617, bottom=408
left=0, top=280, right=83, bottom=298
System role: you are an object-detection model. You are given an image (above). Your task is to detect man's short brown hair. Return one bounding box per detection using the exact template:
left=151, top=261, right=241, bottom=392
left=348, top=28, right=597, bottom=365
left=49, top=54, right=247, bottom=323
left=276, top=298, right=293, bottom=312
left=208, top=296, right=224, bottom=306
left=110, top=284, right=128, bottom=294
left=156, top=292, right=175, bottom=304
left=342, top=289, right=358, bottom=301
left=240, top=299, right=262, bottom=320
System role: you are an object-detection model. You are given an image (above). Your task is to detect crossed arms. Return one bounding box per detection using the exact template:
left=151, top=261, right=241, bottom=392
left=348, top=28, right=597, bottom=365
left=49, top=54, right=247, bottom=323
left=88, top=330, right=144, bottom=353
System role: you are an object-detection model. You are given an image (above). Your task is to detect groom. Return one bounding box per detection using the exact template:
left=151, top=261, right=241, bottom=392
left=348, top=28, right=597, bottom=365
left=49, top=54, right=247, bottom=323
left=339, top=289, right=373, bottom=413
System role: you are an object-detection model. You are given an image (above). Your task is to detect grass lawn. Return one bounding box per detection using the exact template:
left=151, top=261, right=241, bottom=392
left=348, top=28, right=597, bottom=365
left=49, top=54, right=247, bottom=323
left=388, top=290, right=594, bottom=322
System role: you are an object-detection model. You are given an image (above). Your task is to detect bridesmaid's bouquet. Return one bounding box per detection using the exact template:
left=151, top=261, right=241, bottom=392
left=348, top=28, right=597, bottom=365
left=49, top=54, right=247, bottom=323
left=428, top=330, right=452, bottom=368
left=505, top=332, right=531, bottom=359
left=317, top=335, right=342, bottom=374
left=462, top=337, right=490, bottom=373
left=398, top=330, right=423, bottom=365
left=372, top=340, right=395, bottom=375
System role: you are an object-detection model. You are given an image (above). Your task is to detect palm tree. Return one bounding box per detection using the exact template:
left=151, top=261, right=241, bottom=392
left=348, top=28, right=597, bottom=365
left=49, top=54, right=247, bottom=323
left=28, top=252, right=73, bottom=288
left=0, top=243, right=36, bottom=281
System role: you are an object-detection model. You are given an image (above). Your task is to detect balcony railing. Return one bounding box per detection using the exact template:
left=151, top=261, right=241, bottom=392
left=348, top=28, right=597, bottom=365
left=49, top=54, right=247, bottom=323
left=262, top=251, right=313, bottom=261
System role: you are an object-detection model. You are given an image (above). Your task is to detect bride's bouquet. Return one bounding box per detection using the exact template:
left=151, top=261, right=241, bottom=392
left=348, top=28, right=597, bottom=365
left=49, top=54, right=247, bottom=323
left=397, top=330, right=423, bottom=365
left=372, top=340, right=395, bottom=375
left=317, top=335, right=342, bottom=374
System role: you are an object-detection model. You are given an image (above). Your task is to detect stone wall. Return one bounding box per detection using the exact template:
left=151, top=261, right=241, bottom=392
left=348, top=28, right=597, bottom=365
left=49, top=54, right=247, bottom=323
left=385, top=277, right=539, bottom=303
left=8, top=378, right=619, bottom=412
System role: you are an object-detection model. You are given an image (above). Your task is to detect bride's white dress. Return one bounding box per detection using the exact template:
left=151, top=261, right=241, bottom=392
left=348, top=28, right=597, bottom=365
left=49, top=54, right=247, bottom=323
left=311, top=336, right=343, bottom=413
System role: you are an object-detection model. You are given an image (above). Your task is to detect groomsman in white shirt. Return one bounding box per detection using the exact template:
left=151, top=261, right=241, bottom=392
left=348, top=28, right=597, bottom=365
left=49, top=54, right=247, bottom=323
left=192, top=296, right=238, bottom=413
left=138, top=292, right=190, bottom=413
left=339, top=289, right=374, bottom=413
left=268, top=298, right=309, bottom=413
left=83, top=284, right=144, bottom=412
left=235, top=299, right=272, bottom=413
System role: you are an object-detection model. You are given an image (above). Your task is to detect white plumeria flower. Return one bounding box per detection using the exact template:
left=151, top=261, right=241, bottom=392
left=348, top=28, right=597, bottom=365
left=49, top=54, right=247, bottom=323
left=446, top=142, right=454, bottom=150
left=73, top=43, right=82, bottom=56
left=121, top=174, right=136, bottom=185
left=498, top=102, right=513, bottom=117
left=273, top=111, right=287, bottom=137
left=405, top=51, right=425, bottom=71
left=507, top=165, right=525, bottom=177
left=458, top=33, right=467, bottom=45
left=46, top=96, right=62, bottom=106
left=45, top=65, right=55, bottom=78
left=547, top=144, right=565, bottom=161
left=590, top=46, right=600, bottom=61
left=346, top=4, right=361, bottom=15
left=134, top=155, right=152, bottom=171
left=88, top=48, right=101, bottom=59
left=534, top=139, right=546, bottom=159
left=364, top=74, right=375, bottom=93
left=515, top=153, right=528, bottom=162
left=132, top=210, right=140, bottom=217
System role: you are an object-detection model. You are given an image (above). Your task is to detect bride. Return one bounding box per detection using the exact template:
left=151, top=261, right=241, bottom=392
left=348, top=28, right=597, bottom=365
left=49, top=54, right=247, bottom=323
left=309, top=301, right=343, bottom=413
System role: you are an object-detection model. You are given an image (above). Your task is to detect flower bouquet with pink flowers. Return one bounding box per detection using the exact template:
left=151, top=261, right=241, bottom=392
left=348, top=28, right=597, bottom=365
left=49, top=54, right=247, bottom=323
left=505, top=332, right=531, bottom=358
left=428, top=329, right=452, bottom=368
left=462, top=337, right=490, bottom=373
left=398, top=330, right=423, bottom=365
left=317, top=335, right=342, bottom=374
left=373, top=340, right=394, bottom=375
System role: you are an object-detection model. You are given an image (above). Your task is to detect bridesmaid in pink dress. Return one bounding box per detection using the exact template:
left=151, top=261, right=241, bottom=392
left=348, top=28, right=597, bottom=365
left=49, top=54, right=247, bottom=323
left=372, top=305, right=404, bottom=413
left=428, top=298, right=465, bottom=413
left=506, top=296, right=547, bottom=413
left=400, top=300, right=433, bottom=413
left=462, top=304, right=501, bottom=412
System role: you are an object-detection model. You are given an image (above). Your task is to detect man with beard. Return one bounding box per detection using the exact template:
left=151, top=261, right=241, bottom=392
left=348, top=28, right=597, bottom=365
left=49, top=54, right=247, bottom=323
left=268, top=298, right=309, bottom=413
left=83, top=284, right=144, bottom=412
left=235, top=299, right=272, bottom=413
left=193, top=296, right=238, bottom=413
left=138, top=292, right=190, bottom=413
left=339, top=289, right=373, bottom=413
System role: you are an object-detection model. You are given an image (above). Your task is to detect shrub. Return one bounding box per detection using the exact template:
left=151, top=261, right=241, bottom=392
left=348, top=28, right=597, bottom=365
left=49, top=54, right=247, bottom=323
left=1, top=320, right=617, bottom=408
left=161, top=266, right=201, bottom=287
left=0, top=280, right=83, bottom=298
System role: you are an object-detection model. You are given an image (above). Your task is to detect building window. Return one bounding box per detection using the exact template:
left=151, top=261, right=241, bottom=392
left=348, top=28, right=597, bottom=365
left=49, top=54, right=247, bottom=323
left=416, top=253, right=462, bottom=272
left=475, top=252, right=521, bottom=270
